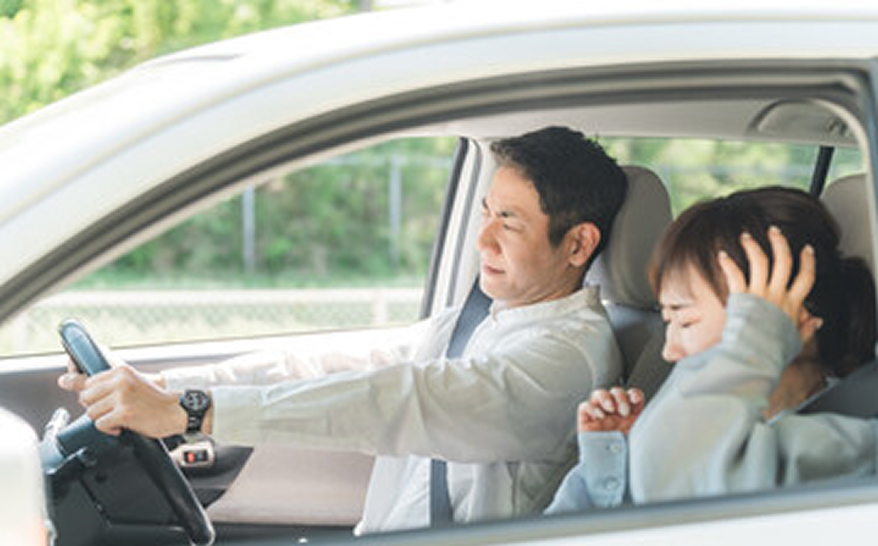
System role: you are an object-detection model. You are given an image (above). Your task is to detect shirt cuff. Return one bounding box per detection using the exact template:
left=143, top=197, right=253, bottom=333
left=162, top=367, right=215, bottom=392
left=208, top=386, right=264, bottom=445
left=577, top=431, right=627, bottom=508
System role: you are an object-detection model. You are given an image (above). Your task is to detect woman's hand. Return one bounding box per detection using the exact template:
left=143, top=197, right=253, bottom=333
left=718, top=226, right=821, bottom=342
left=578, top=387, right=645, bottom=434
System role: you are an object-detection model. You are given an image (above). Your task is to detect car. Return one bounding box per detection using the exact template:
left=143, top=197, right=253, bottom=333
left=1, top=0, right=878, bottom=544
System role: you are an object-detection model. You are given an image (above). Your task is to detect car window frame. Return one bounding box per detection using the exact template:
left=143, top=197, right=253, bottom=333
left=2, top=61, right=878, bottom=541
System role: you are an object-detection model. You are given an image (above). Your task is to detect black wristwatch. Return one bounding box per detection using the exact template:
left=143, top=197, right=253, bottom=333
left=179, top=389, right=211, bottom=436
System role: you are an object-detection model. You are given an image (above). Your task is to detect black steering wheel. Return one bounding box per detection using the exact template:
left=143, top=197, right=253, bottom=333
left=49, top=319, right=215, bottom=546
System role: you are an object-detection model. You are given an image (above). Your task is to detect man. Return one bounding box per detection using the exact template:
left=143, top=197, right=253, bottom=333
left=59, top=126, right=627, bottom=533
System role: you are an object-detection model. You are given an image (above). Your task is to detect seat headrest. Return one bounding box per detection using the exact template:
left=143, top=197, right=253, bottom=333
left=585, top=165, right=672, bottom=309
left=821, top=173, right=876, bottom=274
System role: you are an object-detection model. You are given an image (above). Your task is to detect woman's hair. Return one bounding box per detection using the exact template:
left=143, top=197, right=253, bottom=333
left=649, top=186, right=876, bottom=377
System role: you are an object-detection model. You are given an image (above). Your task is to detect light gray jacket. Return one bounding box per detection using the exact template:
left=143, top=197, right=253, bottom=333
left=547, top=293, right=878, bottom=514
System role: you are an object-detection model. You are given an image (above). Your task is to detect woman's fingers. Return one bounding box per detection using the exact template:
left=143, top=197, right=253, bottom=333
left=724, top=228, right=817, bottom=339
left=766, top=226, right=793, bottom=302
left=740, top=232, right=769, bottom=295
left=718, top=250, right=746, bottom=294
left=628, top=388, right=646, bottom=415
left=590, top=389, right=615, bottom=414
left=609, top=387, right=630, bottom=416
left=788, top=244, right=816, bottom=306
left=578, top=400, right=604, bottom=430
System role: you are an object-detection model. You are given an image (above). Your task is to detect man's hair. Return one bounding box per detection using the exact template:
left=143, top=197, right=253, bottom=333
left=489, top=126, right=628, bottom=264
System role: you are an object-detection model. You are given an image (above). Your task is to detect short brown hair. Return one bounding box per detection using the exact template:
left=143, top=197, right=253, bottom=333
left=649, top=186, right=875, bottom=377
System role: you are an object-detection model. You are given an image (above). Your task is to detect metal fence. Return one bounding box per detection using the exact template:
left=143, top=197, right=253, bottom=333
left=1, top=288, right=423, bottom=356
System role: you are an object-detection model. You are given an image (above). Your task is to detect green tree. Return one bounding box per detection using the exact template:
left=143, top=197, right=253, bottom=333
left=0, top=0, right=357, bottom=124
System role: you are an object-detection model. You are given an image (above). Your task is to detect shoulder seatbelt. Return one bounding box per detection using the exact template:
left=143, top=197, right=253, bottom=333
left=430, top=280, right=492, bottom=527
left=798, top=361, right=878, bottom=418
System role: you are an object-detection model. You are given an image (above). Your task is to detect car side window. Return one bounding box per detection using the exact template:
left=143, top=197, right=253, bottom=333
left=0, top=137, right=456, bottom=356
left=601, top=137, right=864, bottom=213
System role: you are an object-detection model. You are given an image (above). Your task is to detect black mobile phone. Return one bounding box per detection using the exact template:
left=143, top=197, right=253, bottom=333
left=58, top=319, right=111, bottom=376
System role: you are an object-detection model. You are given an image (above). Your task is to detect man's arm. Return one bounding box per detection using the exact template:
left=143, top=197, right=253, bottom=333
left=161, top=316, right=436, bottom=390
left=205, top=323, right=616, bottom=462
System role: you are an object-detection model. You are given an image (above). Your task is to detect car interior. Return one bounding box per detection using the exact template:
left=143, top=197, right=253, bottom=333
left=0, top=60, right=876, bottom=545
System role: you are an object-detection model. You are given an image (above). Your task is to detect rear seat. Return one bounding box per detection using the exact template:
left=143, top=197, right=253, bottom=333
left=585, top=166, right=672, bottom=396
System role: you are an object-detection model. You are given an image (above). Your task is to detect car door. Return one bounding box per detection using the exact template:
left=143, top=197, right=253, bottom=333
left=0, top=133, right=484, bottom=540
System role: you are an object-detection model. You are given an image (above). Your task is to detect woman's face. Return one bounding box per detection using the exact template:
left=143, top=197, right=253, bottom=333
left=659, top=263, right=727, bottom=362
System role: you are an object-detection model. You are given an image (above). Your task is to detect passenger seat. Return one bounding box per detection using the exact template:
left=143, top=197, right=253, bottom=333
left=821, top=173, right=876, bottom=274
left=585, top=166, right=672, bottom=397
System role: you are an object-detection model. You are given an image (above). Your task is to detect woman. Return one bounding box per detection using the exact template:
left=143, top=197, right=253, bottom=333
left=547, top=186, right=876, bottom=513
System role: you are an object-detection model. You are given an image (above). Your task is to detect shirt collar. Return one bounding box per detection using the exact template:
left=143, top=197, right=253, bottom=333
left=489, top=285, right=602, bottom=325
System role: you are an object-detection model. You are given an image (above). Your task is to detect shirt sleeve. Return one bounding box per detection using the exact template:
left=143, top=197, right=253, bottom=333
left=160, top=315, right=438, bottom=391
left=209, top=321, right=609, bottom=463
left=629, top=294, right=878, bottom=502
left=545, top=431, right=628, bottom=515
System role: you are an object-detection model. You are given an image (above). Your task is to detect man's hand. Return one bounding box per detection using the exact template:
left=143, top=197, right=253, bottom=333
left=58, top=348, right=166, bottom=393
left=578, top=387, right=645, bottom=434
left=58, top=349, right=185, bottom=438
left=78, top=364, right=187, bottom=438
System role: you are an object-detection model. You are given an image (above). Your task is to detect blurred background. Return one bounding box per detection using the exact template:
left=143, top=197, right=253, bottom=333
left=0, top=1, right=863, bottom=355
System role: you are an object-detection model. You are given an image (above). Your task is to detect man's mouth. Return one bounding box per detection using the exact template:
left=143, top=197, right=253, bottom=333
left=481, top=263, right=504, bottom=276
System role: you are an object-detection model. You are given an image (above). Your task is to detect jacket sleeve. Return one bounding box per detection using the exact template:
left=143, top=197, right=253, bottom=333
left=545, top=431, right=628, bottom=514
left=629, top=294, right=878, bottom=502
left=209, top=318, right=616, bottom=463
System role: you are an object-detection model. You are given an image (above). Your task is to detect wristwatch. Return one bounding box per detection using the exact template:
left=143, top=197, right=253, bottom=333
left=179, top=389, right=211, bottom=436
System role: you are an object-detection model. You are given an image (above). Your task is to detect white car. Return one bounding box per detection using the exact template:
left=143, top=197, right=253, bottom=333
left=2, top=1, right=878, bottom=544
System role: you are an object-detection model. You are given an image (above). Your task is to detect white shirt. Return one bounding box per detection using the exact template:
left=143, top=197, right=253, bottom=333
left=163, top=286, right=622, bottom=533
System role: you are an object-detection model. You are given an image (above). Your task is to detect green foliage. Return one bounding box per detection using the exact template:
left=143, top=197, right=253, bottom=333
left=4, top=2, right=865, bottom=291
left=600, top=137, right=859, bottom=213
left=0, top=0, right=357, bottom=123
left=84, top=137, right=456, bottom=288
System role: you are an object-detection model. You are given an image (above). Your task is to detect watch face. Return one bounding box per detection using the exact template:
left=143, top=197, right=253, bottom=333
left=182, top=390, right=210, bottom=413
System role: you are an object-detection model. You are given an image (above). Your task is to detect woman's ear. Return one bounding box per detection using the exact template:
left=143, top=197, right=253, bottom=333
left=567, top=222, right=601, bottom=268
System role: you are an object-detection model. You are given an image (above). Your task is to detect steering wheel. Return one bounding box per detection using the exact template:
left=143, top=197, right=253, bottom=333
left=55, top=319, right=215, bottom=546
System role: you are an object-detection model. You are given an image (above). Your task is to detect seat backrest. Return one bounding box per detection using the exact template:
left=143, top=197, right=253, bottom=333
left=585, top=166, right=672, bottom=381
left=821, top=173, right=876, bottom=274
left=798, top=172, right=878, bottom=418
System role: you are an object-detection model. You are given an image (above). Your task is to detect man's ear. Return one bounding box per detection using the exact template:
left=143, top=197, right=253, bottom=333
left=566, top=222, right=601, bottom=268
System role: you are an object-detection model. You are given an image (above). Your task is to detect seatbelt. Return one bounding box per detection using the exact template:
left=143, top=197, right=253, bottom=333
left=798, top=360, right=878, bottom=418
left=430, top=280, right=492, bottom=527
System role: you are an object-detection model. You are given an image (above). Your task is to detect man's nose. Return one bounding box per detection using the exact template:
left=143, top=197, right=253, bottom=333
left=476, top=218, right=499, bottom=253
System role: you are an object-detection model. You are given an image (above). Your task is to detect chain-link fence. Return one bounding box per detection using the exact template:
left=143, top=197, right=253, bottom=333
left=1, top=288, right=423, bottom=356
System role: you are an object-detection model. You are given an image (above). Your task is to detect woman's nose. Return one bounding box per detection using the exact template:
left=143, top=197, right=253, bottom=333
left=661, top=325, right=683, bottom=363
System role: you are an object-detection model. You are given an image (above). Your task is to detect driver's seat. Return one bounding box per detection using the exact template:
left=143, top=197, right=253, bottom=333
left=585, top=165, right=672, bottom=390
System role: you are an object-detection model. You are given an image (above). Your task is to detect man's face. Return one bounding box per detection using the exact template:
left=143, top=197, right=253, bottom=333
left=477, top=166, right=583, bottom=308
